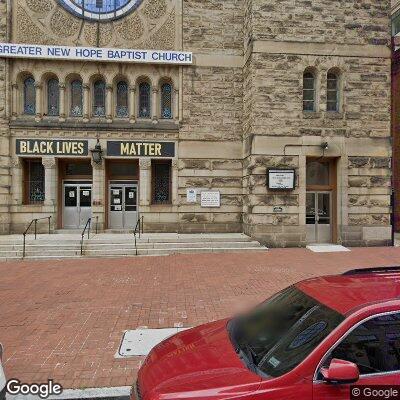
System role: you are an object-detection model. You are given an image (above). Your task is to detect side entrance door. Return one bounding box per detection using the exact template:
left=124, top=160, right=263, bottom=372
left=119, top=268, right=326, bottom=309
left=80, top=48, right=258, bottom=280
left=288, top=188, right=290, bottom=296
left=63, top=182, right=92, bottom=229
left=109, top=181, right=138, bottom=229
left=306, top=192, right=332, bottom=243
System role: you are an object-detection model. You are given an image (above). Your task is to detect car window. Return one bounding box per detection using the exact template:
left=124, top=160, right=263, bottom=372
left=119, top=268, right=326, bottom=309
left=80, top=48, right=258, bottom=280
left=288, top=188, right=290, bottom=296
left=319, top=312, right=400, bottom=377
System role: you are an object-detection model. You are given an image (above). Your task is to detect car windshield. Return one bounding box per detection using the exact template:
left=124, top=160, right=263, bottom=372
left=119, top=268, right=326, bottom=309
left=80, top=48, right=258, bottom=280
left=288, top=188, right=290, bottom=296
left=229, top=286, right=345, bottom=377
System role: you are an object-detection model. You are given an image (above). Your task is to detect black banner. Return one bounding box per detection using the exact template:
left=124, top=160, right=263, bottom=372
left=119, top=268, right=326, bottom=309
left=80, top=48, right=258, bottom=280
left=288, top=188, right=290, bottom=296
left=16, top=139, right=88, bottom=156
left=107, top=141, right=175, bottom=157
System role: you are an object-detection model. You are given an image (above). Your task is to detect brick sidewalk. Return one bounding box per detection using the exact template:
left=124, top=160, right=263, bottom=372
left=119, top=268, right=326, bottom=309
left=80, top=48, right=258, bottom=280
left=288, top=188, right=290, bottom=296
left=0, top=247, right=399, bottom=389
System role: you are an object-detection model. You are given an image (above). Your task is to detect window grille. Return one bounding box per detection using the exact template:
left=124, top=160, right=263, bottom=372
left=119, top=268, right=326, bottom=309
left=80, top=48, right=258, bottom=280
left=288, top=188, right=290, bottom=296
left=116, top=81, right=129, bottom=118
left=138, top=82, right=151, bottom=118
left=47, top=78, right=60, bottom=116
left=24, top=160, right=45, bottom=204
left=70, top=80, right=83, bottom=117
left=24, top=77, right=36, bottom=115
left=161, top=83, right=173, bottom=119
left=93, top=80, right=106, bottom=117
left=152, top=161, right=171, bottom=204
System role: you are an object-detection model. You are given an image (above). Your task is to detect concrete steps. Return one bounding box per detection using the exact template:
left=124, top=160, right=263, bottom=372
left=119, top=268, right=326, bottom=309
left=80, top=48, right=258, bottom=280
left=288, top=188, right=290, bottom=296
left=0, top=233, right=268, bottom=260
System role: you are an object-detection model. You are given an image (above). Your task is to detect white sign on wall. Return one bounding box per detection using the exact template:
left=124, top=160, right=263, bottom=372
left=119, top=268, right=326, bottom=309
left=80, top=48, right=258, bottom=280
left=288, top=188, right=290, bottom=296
left=0, top=43, right=193, bottom=65
left=201, top=191, right=221, bottom=208
left=267, top=169, right=296, bottom=190
left=186, top=189, right=197, bottom=203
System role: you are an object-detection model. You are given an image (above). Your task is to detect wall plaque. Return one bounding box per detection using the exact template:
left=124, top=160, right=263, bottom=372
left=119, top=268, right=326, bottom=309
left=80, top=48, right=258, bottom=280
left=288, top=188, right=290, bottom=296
left=107, top=141, right=175, bottom=158
left=267, top=169, right=296, bottom=190
left=16, top=139, right=88, bottom=156
left=201, top=191, right=221, bottom=208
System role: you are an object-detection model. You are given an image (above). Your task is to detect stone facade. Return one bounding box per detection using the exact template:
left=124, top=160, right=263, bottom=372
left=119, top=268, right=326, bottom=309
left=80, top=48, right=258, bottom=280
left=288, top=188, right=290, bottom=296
left=0, top=0, right=393, bottom=247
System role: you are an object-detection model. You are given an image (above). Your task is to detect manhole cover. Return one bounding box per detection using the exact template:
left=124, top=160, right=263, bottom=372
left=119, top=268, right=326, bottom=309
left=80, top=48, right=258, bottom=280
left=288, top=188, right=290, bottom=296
left=116, top=328, right=190, bottom=358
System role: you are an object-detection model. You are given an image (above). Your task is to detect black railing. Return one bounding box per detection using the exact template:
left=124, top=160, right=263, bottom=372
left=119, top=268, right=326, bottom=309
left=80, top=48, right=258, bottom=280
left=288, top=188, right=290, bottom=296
left=134, top=216, right=144, bottom=256
left=22, top=216, right=52, bottom=258
left=80, top=218, right=92, bottom=256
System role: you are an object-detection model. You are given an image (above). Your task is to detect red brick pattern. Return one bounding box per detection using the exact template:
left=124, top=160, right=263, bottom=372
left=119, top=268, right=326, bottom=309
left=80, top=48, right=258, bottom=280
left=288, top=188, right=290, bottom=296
left=0, top=248, right=399, bottom=389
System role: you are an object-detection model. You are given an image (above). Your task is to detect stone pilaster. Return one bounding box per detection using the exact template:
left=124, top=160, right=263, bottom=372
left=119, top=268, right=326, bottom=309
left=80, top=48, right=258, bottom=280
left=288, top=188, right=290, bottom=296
left=12, top=83, right=18, bottom=119
left=91, top=158, right=105, bottom=231
left=139, top=158, right=151, bottom=206
left=129, top=86, right=136, bottom=123
left=34, top=83, right=42, bottom=121
left=172, top=159, right=179, bottom=205
left=59, top=82, right=66, bottom=121
left=42, top=157, right=57, bottom=207
left=10, top=157, right=23, bottom=205
left=106, top=84, right=113, bottom=122
left=152, top=88, right=159, bottom=123
left=83, top=83, right=90, bottom=122
left=174, top=88, right=179, bottom=122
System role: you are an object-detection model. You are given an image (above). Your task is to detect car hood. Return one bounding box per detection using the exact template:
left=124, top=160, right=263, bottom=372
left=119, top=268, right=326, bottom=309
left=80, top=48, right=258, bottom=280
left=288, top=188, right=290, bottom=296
left=138, top=319, right=262, bottom=399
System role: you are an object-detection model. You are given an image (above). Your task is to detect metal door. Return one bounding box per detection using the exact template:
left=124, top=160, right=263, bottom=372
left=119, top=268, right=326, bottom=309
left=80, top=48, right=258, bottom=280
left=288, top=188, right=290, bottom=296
left=306, top=192, right=332, bottom=243
left=109, top=182, right=138, bottom=229
left=63, top=183, right=92, bottom=229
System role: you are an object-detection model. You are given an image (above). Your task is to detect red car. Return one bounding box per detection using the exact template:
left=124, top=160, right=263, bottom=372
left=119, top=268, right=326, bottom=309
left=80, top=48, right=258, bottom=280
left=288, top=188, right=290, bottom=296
left=132, top=267, right=400, bottom=400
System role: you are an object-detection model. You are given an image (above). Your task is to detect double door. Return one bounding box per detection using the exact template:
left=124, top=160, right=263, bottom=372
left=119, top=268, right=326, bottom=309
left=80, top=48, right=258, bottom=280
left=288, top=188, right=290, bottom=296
left=109, top=181, right=138, bottom=229
left=306, top=192, right=332, bottom=243
left=63, top=182, right=92, bottom=229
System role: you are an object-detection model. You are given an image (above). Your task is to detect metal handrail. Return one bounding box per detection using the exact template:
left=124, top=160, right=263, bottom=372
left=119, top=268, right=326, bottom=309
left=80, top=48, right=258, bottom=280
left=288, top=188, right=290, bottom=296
left=80, top=218, right=92, bottom=256
left=133, top=216, right=144, bottom=256
left=22, top=216, right=52, bottom=258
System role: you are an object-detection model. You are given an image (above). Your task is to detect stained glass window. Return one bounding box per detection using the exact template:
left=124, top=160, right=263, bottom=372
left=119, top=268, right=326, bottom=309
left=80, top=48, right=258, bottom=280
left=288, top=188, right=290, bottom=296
left=138, top=82, right=151, bottom=119
left=303, top=71, right=316, bottom=112
left=47, top=78, right=60, bottom=116
left=327, top=72, right=339, bottom=112
left=116, top=81, right=129, bottom=118
left=161, top=83, right=172, bottom=119
left=23, top=77, right=36, bottom=115
left=152, top=161, right=171, bottom=204
left=93, top=80, right=106, bottom=117
left=70, top=80, right=83, bottom=117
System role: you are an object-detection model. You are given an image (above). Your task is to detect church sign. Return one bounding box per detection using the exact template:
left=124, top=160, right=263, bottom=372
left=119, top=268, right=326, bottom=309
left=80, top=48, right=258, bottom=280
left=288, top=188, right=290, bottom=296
left=0, top=43, right=193, bottom=65
left=16, top=139, right=89, bottom=156
left=107, top=141, right=175, bottom=158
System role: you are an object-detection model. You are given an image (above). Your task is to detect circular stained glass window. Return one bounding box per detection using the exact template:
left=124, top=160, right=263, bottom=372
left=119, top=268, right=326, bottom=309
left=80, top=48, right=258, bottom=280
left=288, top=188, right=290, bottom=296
left=58, top=0, right=143, bottom=21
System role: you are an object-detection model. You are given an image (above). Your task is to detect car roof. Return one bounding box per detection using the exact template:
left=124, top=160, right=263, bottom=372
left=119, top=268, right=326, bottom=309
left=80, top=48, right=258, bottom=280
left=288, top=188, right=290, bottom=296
left=296, top=267, right=400, bottom=315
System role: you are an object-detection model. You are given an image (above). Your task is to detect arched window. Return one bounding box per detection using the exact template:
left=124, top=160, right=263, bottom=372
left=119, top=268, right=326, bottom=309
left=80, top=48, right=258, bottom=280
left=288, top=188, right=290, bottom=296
left=327, top=71, right=339, bottom=112
left=303, top=71, right=316, bottom=112
left=138, top=82, right=151, bottom=119
left=93, top=80, right=106, bottom=117
left=70, top=80, right=83, bottom=117
left=116, top=81, right=129, bottom=118
left=47, top=78, right=59, bottom=116
left=161, top=83, right=173, bottom=119
left=23, top=77, right=36, bottom=115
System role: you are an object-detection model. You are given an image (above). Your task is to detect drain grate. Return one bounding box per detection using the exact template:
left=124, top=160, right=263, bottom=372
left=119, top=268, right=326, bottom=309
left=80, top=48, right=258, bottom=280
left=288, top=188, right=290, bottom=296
left=116, top=328, right=190, bottom=358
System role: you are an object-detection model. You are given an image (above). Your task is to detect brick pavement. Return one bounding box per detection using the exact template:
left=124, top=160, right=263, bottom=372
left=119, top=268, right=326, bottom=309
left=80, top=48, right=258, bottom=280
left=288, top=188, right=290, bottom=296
left=0, top=247, right=400, bottom=389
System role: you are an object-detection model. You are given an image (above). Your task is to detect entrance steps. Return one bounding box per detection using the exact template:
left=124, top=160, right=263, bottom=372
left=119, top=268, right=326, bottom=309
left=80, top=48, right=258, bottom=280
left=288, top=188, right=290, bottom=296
left=0, top=233, right=267, bottom=260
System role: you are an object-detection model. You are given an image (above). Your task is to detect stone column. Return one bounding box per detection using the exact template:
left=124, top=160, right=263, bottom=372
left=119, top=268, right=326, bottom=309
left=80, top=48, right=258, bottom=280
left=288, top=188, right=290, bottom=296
left=59, top=82, right=66, bottom=121
left=11, top=83, right=18, bottom=119
left=42, top=157, right=57, bottom=207
left=174, top=88, right=179, bottom=122
left=139, top=159, right=151, bottom=206
left=83, top=83, right=90, bottom=122
left=129, top=86, right=136, bottom=123
left=10, top=157, right=23, bottom=205
left=91, top=158, right=105, bottom=231
left=35, top=83, right=42, bottom=121
left=106, top=84, right=113, bottom=123
left=172, top=159, right=179, bottom=205
left=152, top=88, right=159, bottom=123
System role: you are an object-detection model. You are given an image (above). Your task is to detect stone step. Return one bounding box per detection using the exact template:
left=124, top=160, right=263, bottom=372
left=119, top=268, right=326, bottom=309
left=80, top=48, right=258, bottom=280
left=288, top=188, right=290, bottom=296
left=0, top=246, right=268, bottom=260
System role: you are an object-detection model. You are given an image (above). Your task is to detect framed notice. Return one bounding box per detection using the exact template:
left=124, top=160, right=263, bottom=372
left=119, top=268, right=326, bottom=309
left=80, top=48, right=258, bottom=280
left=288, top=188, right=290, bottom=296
left=267, top=169, right=296, bottom=190
left=201, top=191, right=221, bottom=208
left=186, top=189, right=197, bottom=203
